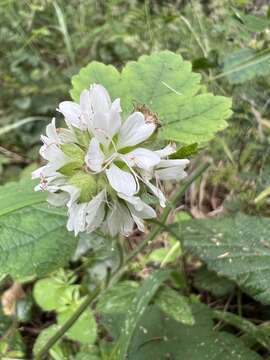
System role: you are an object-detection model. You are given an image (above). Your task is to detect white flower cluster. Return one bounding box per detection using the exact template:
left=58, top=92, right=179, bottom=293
left=33, top=84, right=189, bottom=236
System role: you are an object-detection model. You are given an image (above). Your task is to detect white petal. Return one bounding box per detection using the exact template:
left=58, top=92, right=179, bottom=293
left=61, top=185, right=80, bottom=207
left=92, top=111, right=121, bottom=145
left=106, top=164, right=138, bottom=196
left=127, top=201, right=156, bottom=233
left=40, top=144, right=69, bottom=170
left=155, top=144, right=176, bottom=158
left=45, top=118, right=58, bottom=143
left=106, top=202, right=134, bottom=237
left=58, top=128, right=76, bottom=143
left=143, top=179, right=166, bottom=208
left=47, top=192, right=69, bottom=207
left=32, top=166, right=46, bottom=180
left=155, top=167, right=188, bottom=181
left=117, top=193, right=145, bottom=211
left=158, top=159, right=190, bottom=168
left=86, top=190, right=106, bottom=232
left=58, top=101, right=83, bottom=129
left=118, top=112, right=155, bottom=148
left=124, top=148, right=160, bottom=170
left=85, top=138, right=105, bottom=172
left=111, top=98, right=122, bottom=113
left=89, top=84, right=112, bottom=113
left=67, top=202, right=88, bottom=236
left=128, top=201, right=156, bottom=219
left=79, top=89, right=93, bottom=127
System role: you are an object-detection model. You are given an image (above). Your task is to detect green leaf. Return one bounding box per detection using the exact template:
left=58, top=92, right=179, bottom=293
left=0, top=179, right=46, bottom=217
left=75, top=345, right=101, bottom=360
left=223, top=49, right=270, bottom=84
left=115, top=270, right=172, bottom=359
left=155, top=287, right=194, bottom=325
left=96, top=281, right=139, bottom=314
left=181, top=213, right=270, bottom=304
left=57, top=300, right=97, bottom=345
left=0, top=180, right=78, bottom=280
left=193, top=266, right=235, bottom=297
left=160, top=94, right=232, bottom=144
left=121, top=50, right=201, bottom=113
left=70, top=51, right=232, bottom=145
left=33, top=325, right=63, bottom=358
left=33, top=278, right=70, bottom=311
left=70, top=62, right=121, bottom=102
left=126, top=303, right=261, bottom=360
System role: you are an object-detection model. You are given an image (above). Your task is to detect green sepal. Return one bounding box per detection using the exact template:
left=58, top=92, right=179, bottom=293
left=170, top=143, right=198, bottom=159
left=61, top=143, right=85, bottom=163
left=69, top=171, right=97, bottom=203
left=58, top=161, right=83, bottom=176
left=73, top=128, right=91, bottom=149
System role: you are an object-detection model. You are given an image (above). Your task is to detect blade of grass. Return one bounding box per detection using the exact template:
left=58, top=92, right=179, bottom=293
left=52, top=1, right=75, bottom=66
left=210, top=49, right=270, bottom=81
left=0, top=116, right=50, bottom=136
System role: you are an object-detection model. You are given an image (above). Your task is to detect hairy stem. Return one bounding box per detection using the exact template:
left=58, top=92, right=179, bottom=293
left=213, top=310, right=270, bottom=350
left=34, top=161, right=210, bottom=359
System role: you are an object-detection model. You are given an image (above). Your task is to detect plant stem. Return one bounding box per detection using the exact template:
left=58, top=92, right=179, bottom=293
left=213, top=310, right=270, bottom=349
left=34, top=161, right=210, bottom=359
left=35, top=287, right=100, bottom=360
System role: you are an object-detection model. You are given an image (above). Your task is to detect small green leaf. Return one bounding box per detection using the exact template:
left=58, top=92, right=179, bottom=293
left=96, top=281, right=139, bottom=314
left=57, top=300, right=97, bottom=345
left=33, top=325, right=63, bottom=357
left=155, top=287, right=194, bottom=325
left=33, top=278, right=69, bottom=311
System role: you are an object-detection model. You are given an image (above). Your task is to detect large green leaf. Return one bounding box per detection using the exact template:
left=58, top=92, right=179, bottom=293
left=181, top=213, right=270, bottom=304
left=114, top=270, right=172, bottom=359
left=0, top=178, right=46, bottom=216
left=0, top=180, right=77, bottom=280
left=70, top=51, right=232, bottom=145
left=70, top=62, right=121, bottom=103
left=128, top=304, right=261, bottom=359
left=160, top=93, right=231, bottom=144
left=102, top=303, right=261, bottom=360
left=120, top=51, right=201, bottom=112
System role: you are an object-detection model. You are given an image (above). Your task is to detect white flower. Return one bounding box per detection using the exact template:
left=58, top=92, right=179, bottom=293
left=33, top=84, right=189, bottom=236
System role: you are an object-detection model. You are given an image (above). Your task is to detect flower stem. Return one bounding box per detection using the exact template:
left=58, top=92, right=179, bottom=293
left=34, top=287, right=101, bottom=359
left=34, top=160, right=210, bottom=360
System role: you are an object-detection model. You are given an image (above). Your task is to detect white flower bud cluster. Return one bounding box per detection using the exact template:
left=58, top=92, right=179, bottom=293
left=33, top=84, right=189, bottom=236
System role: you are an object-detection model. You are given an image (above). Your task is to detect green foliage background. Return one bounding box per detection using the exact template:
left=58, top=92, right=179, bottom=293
left=1, top=0, right=270, bottom=359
